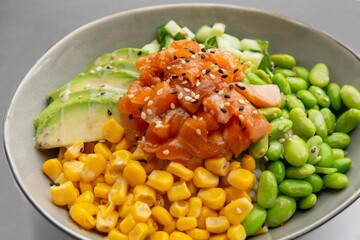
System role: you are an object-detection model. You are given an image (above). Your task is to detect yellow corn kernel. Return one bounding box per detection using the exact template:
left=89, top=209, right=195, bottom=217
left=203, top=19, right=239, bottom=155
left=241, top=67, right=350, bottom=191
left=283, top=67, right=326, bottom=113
left=133, top=184, right=156, bottom=206
left=102, top=118, right=125, bottom=143
left=109, top=176, right=128, bottom=205
left=107, top=228, right=128, bottom=240
left=151, top=206, right=173, bottom=227
left=186, top=181, right=198, bottom=196
left=104, top=164, right=122, bottom=185
left=118, top=193, right=134, bottom=218
left=119, top=213, right=136, bottom=234
left=169, top=201, right=189, bottom=218
left=110, top=150, right=132, bottom=171
left=169, top=231, right=192, bottom=240
left=64, top=141, right=84, bottom=160
left=166, top=162, right=194, bottom=181
left=176, top=217, right=197, bottom=231
left=227, top=168, right=255, bottom=190
left=240, top=154, right=256, bottom=172
left=187, top=197, right=202, bottom=218
left=79, top=181, right=93, bottom=193
left=42, top=158, right=63, bottom=181
left=229, top=161, right=241, bottom=171
left=146, top=217, right=159, bottom=235
left=128, top=222, right=149, bottom=240
left=197, top=188, right=226, bottom=210
left=92, top=174, right=105, bottom=187
left=63, top=160, right=84, bottom=182
left=94, top=142, right=112, bottom=160
left=50, top=181, right=79, bottom=206
left=114, top=137, right=131, bottom=151
left=147, top=170, right=174, bottom=192
left=227, top=224, right=246, bottom=240
left=253, top=225, right=269, bottom=235
left=58, top=147, right=66, bottom=159
left=94, top=182, right=112, bottom=199
left=192, top=167, right=219, bottom=188
left=123, top=160, right=146, bottom=187
left=69, top=190, right=94, bottom=208
left=131, top=201, right=152, bottom=222
left=224, top=187, right=251, bottom=204
left=162, top=220, right=176, bottom=234
left=53, top=172, right=68, bottom=184
left=96, top=205, right=119, bottom=233
left=186, top=228, right=210, bottom=240
left=69, top=203, right=95, bottom=230
left=224, top=198, right=253, bottom=225
left=209, top=233, right=228, bottom=240
left=81, top=153, right=107, bottom=182
left=204, top=157, right=230, bottom=177
left=206, top=216, right=230, bottom=234
left=149, top=231, right=169, bottom=240
left=186, top=157, right=203, bottom=171
left=132, top=146, right=155, bottom=162
left=167, top=181, right=191, bottom=202
left=78, top=153, right=88, bottom=162
left=154, top=194, right=165, bottom=207
left=78, top=202, right=98, bottom=216
left=197, top=206, right=218, bottom=229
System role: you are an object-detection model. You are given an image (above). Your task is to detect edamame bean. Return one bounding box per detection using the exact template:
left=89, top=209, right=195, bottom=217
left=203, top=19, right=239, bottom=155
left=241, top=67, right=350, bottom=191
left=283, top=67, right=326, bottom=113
left=315, top=166, right=338, bottom=174
left=285, top=164, right=316, bottom=179
left=265, top=140, right=283, bottom=161
left=332, top=148, right=345, bottom=160
left=332, top=157, right=352, bottom=173
left=323, top=173, right=348, bottom=189
left=286, top=94, right=305, bottom=112
left=340, top=85, right=360, bottom=109
left=304, top=174, right=323, bottom=193
left=286, top=77, right=309, bottom=93
left=309, top=86, right=330, bottom=108
left=289, top=108, right=316, bottom=140
left=258, top=107, right=283, bottom=122
left=266, top=196, right=297, bottom=228
left=272, top=73, right=292, bottom=95
left=255, top=69, right=272, bottom=84
left=307, top=135, right=323, bottom=165
left=249, top=134, right=269, bottom=159
left=298, top=193, right=317, bottom=210
left=257, top=171, right=278, bottom=208
left=284, top=135, right=309, bottom=167
left=335, top=108, right=360, bottom=133
left=267, top=161, right=286, bottom=183
left=246, top=72, right=267, bottom=85
left=320, top=108, right=336, bottom=133
left=308, top=109, right=328, bottom=139
left=279, top=179, right=313, bottom=197
left=294, top=66, right=309, bottom=81
left=297, top=89, right=317, bottom=108
left=270, top=54, right=296, bottom=69
left=324, top=132, right=351, bottom=149
left=309, top=63, right=330, bottom=88
left=281, top=108, right=290, bottom=119
left=242, top=204, right=267, bottom=236
left=269, top=118, right=293, bottom=140
left=316, top=142, right=334, bottom=167
left=274, top=68, right=296, bottom=77
left=327, top=82, right=342, bottom=111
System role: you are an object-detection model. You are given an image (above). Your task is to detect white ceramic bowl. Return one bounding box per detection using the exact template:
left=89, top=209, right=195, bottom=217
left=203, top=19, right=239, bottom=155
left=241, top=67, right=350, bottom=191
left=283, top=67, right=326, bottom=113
left=4, top=3, right=360, bottom=240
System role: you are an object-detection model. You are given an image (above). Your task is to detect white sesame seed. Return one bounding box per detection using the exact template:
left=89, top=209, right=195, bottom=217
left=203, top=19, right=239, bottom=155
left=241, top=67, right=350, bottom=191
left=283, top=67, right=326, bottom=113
left=157, top=89, right=163, bottom=95
left=239, top=114, right=245, bottom=121
left=195, top=80, right=201, bottom=87
left=192, top=115, right=198, bottom=120
left=146, top=109, right=153, bottom=115
left=224, top=102, right=231, bottom=107
left=184, top=96, right=192, bottom=102
left=184, top=88, right=190, bottom=93
left=162, top=149, right=170, bottom=155
left=191, top=54, right=196, bottom=59
left=167, top=66, right=171, bottom=70
left=202, top=69, right=206, bottom=74
left=178, top=92, right=183, bottom=100
left=155, top=120, right=162, bottom=124
left=128, top=94, right=134, bottom=99
left=198, top=117, right=204, bottom=121
left=182, top=80, right=188, bottom=85
left=194, top=94, right=200, bottom=99
left=238, top=99, right=246, bottom=104
left=170, top=103, right=176, bottom=109
left=181, top=60, right=186, bottom=64
left=141, top=112, right=147, bottom=120
left=218, top=90, right=224, bottom=95
left=196, top=129, right=201, bottom=135
left=147, top=100, right=153, bottom=106
left=191, top=91, right=196, bottom=97
left=144, top=96, right=150, bottom=102
left=253, top=110, right=258, bottom=115
left=209, top=73, right=215, bottom=80
left=155, top=124, right=163, bottom=128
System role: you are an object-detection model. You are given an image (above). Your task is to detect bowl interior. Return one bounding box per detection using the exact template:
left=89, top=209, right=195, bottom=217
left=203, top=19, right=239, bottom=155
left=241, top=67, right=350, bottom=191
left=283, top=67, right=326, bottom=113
left=4, top=3, right=360, bottom=240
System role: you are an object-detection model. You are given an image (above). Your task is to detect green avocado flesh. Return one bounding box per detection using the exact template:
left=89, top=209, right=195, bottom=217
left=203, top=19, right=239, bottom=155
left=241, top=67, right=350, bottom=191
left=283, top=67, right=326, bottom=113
left=34, top=48, right=147, bottom=149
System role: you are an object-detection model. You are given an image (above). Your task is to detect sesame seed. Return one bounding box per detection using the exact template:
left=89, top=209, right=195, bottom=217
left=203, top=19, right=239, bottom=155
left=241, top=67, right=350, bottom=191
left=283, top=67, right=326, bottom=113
left=279, top=138, right=285, bottom=143
left=238, top=99, right=246, bottom=104
left=242, top=126, right=247, bottom=132
left=182, top=73, right=186, bottom=76
left=137, top=51, right=143, bottom=56
left=209, top=73, right=215, bottom=80
left=220, top=107, right=227, bottom=113
left=107, top=109, right=112, bottom=116
left=192, top=115, right=198, bottom=120
left=233, top=68, right=239, bottom=74
left=201, top=54, right=206, bottom=59
left=171, top=75, right=178, bottom=79
left=178, top=92, right=183, bottom=100
left=236, top=83, right=246, bottom=90
left=218, top=90, right=224, bottom=95
left=238, top=106, right=245, bottom=111
left=205, top=68, right=211, bottom=74
left=181, top=59, right=186, bottom=64
left=155, top=120, right=162, bottom=125
left=218, top=69, right=224, bottom=74
left=198, top=117, right=204, bottom=121
left=253, top=110, right=258, bottom=115
left=224, top=102, right=230, bottom=107
left=215, top=89, right=220, bottom=93
left=195, top=80, right=201, bottom=87
left=196, top=129, right=202, bottom=135
left=146, top=109, right=153, bottom=115
left=139, top=106, right=143, bottom=112
left=128, top=94, right=135, bottom=99
left=184, top=88, right=190, bottom=93
left=170, top=103, right=176, bottom=109
left=202, top=69, right=206, bottom=74
left=147, top=100, right=153, bottom=106
left=157, top=89, right=163, bottom=95
left=191, top=55, right=196, bottom=59
left=162, top=149, right=170, bottom=155
left=221, top=74, right=228, bottom=79
left=144, top=96, right=150, bottom=102
left=184, top=96, right=192, bottom=102
left=174, top=55, right=178, bottom=60
left=128, top=114, right=133, bottom=119
left=185, top=58, right=190, bottom=62
left=159, top=71, right=164, bottom=77
left=239, top=114, right=245, bottom=121
left=171, top=90, right=177, bottom=94
left=201, top=48, right=206, bottom=52
left=194, top=94, right=200, bottom=99
left=182, top=80, right=188, bottom=85
left=188, top=49, right=195, bottom=54
left=141, top=112, right=147, bottom=120
left=191, top=99, right=199, bottom=103
left=155, top=124, right=163, bottom=128
left=224, top=94, right=231, bottom=99
left=167, top=66, right=171, bottom=70
left=229, top=84, right=234, bottom=90
left=191, top=91, right=196, bottom=97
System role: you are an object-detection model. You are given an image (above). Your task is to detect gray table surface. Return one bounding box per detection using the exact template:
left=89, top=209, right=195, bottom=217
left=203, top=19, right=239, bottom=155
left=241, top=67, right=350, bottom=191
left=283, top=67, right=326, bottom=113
left=1, top=0, right=360, bottom=239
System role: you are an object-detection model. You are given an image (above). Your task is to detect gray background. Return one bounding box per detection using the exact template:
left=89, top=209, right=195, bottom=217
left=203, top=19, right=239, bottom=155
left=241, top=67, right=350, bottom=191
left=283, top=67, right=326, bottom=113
left=1, top=0, right=359, bottom=239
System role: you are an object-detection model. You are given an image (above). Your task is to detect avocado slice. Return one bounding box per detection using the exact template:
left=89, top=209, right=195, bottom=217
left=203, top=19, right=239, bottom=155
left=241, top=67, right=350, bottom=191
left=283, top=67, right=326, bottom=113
left=46, top=70, right=137, bottom=104
left=34, top=89, right=121, bottom=149
left=86, top=60, right=140, bottom=77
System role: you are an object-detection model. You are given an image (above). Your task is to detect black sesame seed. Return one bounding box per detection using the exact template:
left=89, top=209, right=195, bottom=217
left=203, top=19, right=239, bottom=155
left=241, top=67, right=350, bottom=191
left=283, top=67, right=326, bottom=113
left=171, top=75, right=179, bottom=79
left=242, top=126, right=247, bottom=132
left=189, top=50, right=195, bottom=54
left=137, top=159, right=148, bottom=163
left=236, top=83, right=246, bottom=90
left=238, top=121, right=242, bottom=126
left=218, top=69, right=224, bottom=74
left=224, top=94, right=231, bottom=99
left=191, top=99, right=199, bottom=104
left=201, top=54, right=206, bottom=59
left=185, top=58, right=190, bottom=63
left=215, top=89, right=220, bottom=93
left=107, top=109, right=112, bottom=116
left=159, top=71, right=164, bottom=78
left=171, top=90, right=178, bottom=94
left=128, top=113, right=133, bottom=119
left=210, top=50, right=215, bottom=54
left=182, top=72, right=186, bottom=76
left=201, top=48, right=206, bottom=52
left=221, top=74, right=228, bottom=79
left=220, top=107, right=227, bottom=113
left=105, top=65, right=111, bottom=70
left=100, top=92, right=107, bottom=96
left=137, top=51, right=143, bottom=56
left=233, top=68, right=239, bottom=74
left=205, top=68, right=211, bottom=74
left=174, top=56, right=178, bottom=60
left=238, top=106, right=245, bottom=111
left=139, top=106, right=143, bottom=112
left=229, top=84, right=234, bottom=90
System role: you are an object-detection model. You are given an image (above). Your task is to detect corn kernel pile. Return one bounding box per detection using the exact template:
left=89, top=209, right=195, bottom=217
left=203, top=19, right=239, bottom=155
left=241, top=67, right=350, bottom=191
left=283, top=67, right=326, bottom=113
left=42, top=118, right=261, bottom=240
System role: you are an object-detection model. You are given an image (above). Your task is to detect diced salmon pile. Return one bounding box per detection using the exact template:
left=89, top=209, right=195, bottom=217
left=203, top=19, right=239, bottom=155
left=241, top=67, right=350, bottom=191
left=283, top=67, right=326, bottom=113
left=118, top=40, right=280, bottom=161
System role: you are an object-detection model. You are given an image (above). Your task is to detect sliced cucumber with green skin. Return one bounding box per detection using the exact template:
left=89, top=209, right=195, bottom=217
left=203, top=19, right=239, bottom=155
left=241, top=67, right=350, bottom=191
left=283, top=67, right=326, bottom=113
left=142, top=39, right=160, bottom=53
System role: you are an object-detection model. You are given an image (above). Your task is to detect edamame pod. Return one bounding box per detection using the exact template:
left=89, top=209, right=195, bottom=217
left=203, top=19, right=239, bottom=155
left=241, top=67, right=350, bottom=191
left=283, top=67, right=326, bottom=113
left=279, top=179, right=313, bottom=197
left=286, top=94, right=305, bottom=112
left=324, top=132, right=351, bottom=149
left=297, top=89, right=317, bottom=108
left=258, top=107, right=283, bottom=122
left=246, top=72, right=267, bottom=85
left=255, top=69, right=272, bottom=84
left=257, top=171, right=278, bottom=208
left=323, top=173, right=348, bottom=189
left=281, top=109, right=290, bottom=119
left=285, top=164, right=316, bottom=179
left=307, top=135, right=323, bottom=165
left=332, top=148, right=345, bottom=160
left=316, top=142, right=334, bottom=167
left=272, top=73, right=292, bottom=95
left=315, top=166, right=337, bottom=174
left=274, top=68, right=296, bottom=77
left=309, top=63, right=330, bottom=88
left=327, top=82, right=342, bottom=111
left=289, top=108, right=316, bottom=140
left=335, top=108, right=360, bottom=133
left=309, top=86, right=330, bottom=108
left=286, top=77, right=308, bottom=93
left=270, top=54, right=296, bottom=69
left=284, top=135, right=309, bottom=167
left=294, top=66, right=309, bottom=81
left=242, top=204, right=267, bottom=236
left=298, top=193, right=317, bottom=210
left=269, top=118, right=293, bottom=140
left=308, top=109, right=328, bottom=139
left=320, top=108, right=336, bottom=133
left=266, top=196, right=297, bottom=228
left=265, top=140, right=283, bottom=161
left=249, top=135, right=269, bottom=159
left=267, top=161, right=286, bottom=183
left=340, top=85, right=360, bottom=109
left=332, top=157, right=352, bottom=173
left=304, top=174, right=323, bottom=193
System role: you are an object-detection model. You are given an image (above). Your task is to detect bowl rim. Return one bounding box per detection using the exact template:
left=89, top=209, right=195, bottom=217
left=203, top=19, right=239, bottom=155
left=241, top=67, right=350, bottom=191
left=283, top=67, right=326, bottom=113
left=3, top=3, right=360, bottom=240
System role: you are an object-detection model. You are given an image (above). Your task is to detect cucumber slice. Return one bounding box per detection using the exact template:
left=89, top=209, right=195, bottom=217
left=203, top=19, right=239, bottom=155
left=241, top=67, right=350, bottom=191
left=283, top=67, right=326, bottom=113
left=181, top=27, right=195, bottom=40
left=195, top=25, right=212, bottom=43
left=240, top=38, right=263, bottom=52
left=222, top=33, right=241, bottom=50
left=162, top=20, right=182, bottom=37
left=142, top=40, right=160, bottom=53
left=239, top=50, right=264, bottom=68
